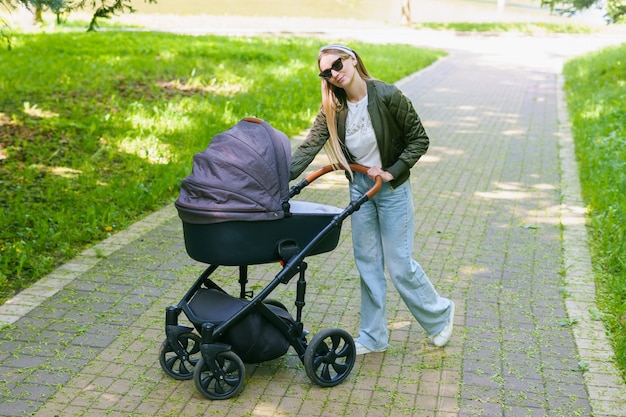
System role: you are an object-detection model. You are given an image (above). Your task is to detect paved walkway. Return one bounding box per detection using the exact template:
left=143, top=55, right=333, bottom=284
left=1, top=17, right=626, bottom=417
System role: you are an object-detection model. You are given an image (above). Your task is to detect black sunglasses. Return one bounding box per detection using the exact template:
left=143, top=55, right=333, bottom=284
left=318, top=57, right=345, bottom=79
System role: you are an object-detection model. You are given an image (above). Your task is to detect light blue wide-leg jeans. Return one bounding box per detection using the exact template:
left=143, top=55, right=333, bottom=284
left=350, top=172, right=452, bottom=351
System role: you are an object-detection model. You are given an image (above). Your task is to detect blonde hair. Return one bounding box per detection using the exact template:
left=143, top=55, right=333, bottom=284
left=318, top=46, right=371, bottom=177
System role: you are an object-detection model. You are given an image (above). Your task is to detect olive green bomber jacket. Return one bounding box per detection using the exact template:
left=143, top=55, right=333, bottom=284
left=289, top=79, right=429, bottom=189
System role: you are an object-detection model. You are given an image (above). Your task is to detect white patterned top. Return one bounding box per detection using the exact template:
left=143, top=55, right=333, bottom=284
left=346, top=95, right=382, bottom=168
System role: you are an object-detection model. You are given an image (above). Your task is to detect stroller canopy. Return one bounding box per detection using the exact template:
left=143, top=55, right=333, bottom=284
left=176, top=118, right=292, bottom=224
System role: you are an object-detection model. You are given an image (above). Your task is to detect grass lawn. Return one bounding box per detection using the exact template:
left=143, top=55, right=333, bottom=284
left=562, top=44, right=626, bottom=380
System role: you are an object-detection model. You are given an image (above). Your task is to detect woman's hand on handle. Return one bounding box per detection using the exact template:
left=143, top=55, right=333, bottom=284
left=367, top=166, right=394, bottom=183
left=348, top=164, right=383, bottom=199
left=299, top=164, right=384, bottom=199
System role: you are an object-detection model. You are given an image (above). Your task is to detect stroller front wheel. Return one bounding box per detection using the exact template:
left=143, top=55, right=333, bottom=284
left=194, top=350, right=245, bottom=400
left=159, top=332, right=201, bottom=380
left=304, top=328, right=356, bottom=387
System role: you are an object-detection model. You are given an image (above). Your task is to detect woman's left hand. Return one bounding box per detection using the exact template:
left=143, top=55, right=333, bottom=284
left=367, top=166, right=394, bottom=182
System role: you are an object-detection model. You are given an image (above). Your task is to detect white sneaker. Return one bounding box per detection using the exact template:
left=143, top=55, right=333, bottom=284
left=430, top=301, right=455, bottom=347
left=354, top=341, right=387, bottom=355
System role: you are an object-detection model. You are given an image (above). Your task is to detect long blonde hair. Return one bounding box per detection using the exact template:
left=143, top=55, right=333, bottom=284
left=318, top=46, right=371, bottom=177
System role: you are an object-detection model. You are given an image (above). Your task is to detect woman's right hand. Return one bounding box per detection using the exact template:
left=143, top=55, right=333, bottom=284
left=367, top=166, right=394, bottom=182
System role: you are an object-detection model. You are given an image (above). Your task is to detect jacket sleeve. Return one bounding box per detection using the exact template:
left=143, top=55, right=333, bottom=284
left=384, top=85, right=429, bottom=180
left=289, top=108, right=330, bottom=180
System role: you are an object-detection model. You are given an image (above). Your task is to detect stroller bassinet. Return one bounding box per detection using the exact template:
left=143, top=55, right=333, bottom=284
left=160, top=118, right=381, bottom=400
left=175, top=117, right=342, bottom=265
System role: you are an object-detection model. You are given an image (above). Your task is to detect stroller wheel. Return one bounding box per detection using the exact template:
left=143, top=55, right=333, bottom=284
left=159, top=332, right=201, bottom=380
left=194, top=351, right=245, bottom=400
left=304, top=328, right=356, bottom=387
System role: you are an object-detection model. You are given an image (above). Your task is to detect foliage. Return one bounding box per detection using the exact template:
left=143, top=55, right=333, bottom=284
left=0, top=0, right=156, bottom=31
left=541, top=0, right=626, bottom=23
left=562, top=43, right=626, bottom=379
left=0, top=16, right=11, bottom=50
left=0, top=32, right=445, bottom=304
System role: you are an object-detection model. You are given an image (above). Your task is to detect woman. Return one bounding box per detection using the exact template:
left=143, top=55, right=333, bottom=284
left=290, top=44, right=454, bottom=354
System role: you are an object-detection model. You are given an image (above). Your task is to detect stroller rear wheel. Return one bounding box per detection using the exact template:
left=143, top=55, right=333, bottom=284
left=194, top=350, right=245, bottom=400
left=159, top=332, right=201, bottom=380
left=304, top=328, right=356, bottom=387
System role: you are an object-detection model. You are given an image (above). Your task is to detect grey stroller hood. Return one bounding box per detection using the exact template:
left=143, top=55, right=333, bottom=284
left=176, top=118, right=292, bottom=224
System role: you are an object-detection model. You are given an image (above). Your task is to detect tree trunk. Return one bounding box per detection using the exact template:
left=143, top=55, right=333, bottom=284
left=35, top=4, right=43, bottom=24
left=401, top=0, right=412, bottom=26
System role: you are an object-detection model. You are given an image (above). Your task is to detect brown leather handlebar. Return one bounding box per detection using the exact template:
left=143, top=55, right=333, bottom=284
left=303, top=164, right=383, bottom=200
left=242, top=116, right=264, bottom=124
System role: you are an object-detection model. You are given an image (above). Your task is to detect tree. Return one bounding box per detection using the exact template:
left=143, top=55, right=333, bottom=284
left=401, top=0, right=411, bottom=26
left=541, top=0, right=626, bottom=23
left=1, top=0, right=156, bottom=31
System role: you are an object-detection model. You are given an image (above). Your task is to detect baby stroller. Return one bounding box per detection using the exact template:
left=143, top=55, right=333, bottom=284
left=159, top=117, right=381, bottom=400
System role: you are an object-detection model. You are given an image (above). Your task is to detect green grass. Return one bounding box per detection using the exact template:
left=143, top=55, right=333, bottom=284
left=415, top=21, right=596, bottom=34
left=562, top=43, right=626, bottom=380
left=0, top=32, right=445, bottom=304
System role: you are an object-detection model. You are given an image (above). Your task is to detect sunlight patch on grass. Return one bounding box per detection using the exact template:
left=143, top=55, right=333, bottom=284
left=156, top=50, right=177, bottom=61
left=123, top=101, right=195, bottom=136
left=22, top=102, right=59, bottom=119
left=267, top=59, right=308, bottom=78
left=117, top=135, right=172, bottom=164
left=30, top=164, right=83, bottom=178
left=155, top=78, right=246, bottom=97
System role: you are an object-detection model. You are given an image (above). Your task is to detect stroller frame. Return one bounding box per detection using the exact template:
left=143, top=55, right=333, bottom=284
left=160, top=164, right=381, bottom=400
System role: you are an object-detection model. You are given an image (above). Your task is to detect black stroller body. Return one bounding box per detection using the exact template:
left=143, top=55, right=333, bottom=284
left=159, top=118, right=381, bottom=399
